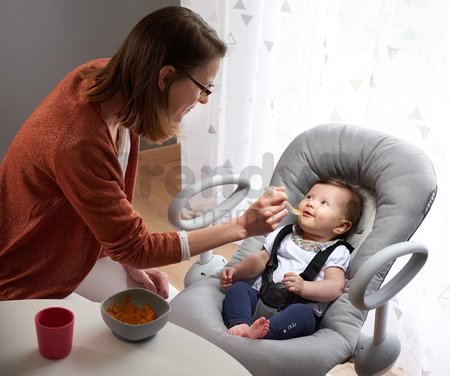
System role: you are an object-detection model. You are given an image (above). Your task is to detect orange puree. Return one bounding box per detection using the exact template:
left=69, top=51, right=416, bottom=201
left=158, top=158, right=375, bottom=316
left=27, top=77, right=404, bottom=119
left=107, top=296, right=156, bottom=325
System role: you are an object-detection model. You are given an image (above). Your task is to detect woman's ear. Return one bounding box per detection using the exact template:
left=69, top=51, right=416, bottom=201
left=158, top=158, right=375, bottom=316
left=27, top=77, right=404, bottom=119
left=334, top=220, right=352, bottom=235
left=158, top=65, right=176, bottom=91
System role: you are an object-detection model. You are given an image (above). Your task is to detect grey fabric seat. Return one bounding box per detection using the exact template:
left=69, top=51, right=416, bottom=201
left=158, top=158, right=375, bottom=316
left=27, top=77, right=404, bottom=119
left=169, top=123, right=437, bottom=376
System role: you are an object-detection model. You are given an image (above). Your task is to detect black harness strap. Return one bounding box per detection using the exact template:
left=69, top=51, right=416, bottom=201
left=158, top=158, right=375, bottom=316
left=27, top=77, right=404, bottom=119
left=300, top=240, right=353, bottom=281
left=261, top=225, right=294, bottom=284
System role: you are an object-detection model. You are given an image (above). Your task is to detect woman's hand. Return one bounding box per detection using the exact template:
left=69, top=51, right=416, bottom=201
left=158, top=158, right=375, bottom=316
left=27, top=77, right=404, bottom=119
left=126, top=267, right=170, bottom=299
left=282, top=272, right=305, bottom=296
left=239, top=186, right=288, bottom=237
left=184, top=187, right=287, bottom=257
left=220, top=267, right=238, bottom=289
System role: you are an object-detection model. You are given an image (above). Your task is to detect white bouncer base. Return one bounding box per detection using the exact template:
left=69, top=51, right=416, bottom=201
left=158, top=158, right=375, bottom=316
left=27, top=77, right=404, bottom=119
left=184, top=254, right=227, bottom=287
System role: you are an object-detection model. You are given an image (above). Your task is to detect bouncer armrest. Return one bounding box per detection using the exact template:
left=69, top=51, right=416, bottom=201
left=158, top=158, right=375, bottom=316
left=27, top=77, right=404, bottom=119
left=167, top=174, right=250, bottom=231
left=167, top=175, right=250, bottom=287
left=349, top=241, right=428, bottom=311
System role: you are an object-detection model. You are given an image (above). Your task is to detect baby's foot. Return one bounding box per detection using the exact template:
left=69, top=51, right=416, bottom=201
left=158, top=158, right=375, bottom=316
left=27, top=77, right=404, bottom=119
left=227, top=318, right=270, bottom=339
left=228, top=323, right=250, bottom=337
left=246, top=317, right=270, bottom=339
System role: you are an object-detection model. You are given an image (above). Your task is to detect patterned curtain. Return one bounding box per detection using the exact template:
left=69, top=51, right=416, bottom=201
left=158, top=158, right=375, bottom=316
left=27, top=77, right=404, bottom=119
left=180, top=1, right=450, bottom=374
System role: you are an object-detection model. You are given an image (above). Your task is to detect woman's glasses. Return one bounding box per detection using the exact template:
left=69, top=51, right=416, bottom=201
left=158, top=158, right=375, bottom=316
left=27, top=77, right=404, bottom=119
left=185, top=73, right=214, bottom=101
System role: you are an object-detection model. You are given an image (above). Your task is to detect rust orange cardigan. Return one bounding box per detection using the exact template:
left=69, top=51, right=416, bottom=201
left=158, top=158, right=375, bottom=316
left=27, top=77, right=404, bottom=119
left=0, top=60, right=182, bottom=300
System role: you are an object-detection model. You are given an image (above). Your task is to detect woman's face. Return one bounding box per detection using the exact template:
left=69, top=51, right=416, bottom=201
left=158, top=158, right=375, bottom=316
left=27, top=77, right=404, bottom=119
left=167, top=58, right=221, bottom=124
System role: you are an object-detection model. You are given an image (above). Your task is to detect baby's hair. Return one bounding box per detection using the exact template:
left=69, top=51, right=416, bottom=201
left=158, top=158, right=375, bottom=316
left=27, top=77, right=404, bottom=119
left=316, top=178, right=364, bottom=228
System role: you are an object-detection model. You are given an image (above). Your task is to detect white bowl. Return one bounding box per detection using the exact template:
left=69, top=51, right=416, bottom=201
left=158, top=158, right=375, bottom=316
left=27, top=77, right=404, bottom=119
left=101, top=288, right=170, bottom=342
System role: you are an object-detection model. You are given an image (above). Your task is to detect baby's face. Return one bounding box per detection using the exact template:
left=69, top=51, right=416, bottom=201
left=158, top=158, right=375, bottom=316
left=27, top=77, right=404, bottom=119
left=297, top=183, right=351, bottom=241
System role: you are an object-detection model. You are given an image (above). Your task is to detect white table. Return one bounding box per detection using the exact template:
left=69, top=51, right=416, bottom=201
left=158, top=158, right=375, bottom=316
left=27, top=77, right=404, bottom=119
left=0, top=299, right=251, bottom=376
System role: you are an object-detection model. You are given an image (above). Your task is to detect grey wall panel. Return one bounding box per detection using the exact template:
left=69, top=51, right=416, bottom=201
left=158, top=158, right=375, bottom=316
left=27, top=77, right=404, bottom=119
left=0, top=0, right=179, bottom=160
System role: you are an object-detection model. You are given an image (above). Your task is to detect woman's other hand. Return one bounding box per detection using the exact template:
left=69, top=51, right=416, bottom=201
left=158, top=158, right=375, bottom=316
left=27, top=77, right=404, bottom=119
left=126, top=267, right=170, bottom=299
left=239, top=186, right=288, bottom=237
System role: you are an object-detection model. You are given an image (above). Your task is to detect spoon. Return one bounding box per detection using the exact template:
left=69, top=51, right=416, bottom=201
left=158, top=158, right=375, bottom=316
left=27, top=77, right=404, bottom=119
left=264, top=187, right=302, bottom=216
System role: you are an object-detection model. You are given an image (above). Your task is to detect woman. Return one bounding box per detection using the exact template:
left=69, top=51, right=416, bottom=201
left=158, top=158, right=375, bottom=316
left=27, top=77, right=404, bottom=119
left=0, top=6, right=287, bottom=300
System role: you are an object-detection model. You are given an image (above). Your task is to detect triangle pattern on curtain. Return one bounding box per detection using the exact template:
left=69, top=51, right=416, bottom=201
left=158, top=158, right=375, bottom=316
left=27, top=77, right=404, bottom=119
left=233, top=0, right=246, bottom=10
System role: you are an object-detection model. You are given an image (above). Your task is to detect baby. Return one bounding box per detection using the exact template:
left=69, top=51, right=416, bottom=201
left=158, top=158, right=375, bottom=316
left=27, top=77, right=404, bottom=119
left=220, top=178, right=363, bottom=340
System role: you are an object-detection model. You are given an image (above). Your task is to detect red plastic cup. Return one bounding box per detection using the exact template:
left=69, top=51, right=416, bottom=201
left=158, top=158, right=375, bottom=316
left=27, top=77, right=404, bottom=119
left=35, top=307, right=74, bottom=359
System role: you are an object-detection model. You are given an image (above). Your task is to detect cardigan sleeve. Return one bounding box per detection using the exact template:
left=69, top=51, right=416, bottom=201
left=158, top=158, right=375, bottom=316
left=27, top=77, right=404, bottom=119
left=54, top=137, right=182, bottom=268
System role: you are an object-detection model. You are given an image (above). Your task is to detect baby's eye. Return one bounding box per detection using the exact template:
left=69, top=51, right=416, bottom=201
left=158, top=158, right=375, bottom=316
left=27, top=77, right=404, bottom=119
left=321, top=200, right=328, bottom=206
left=306, top=194, right=312, bottom=199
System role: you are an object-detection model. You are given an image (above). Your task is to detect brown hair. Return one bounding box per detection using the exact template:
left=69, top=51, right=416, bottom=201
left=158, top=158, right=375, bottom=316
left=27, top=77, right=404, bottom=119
left=81, top=6, right=227, bottom=143
left=316, top=178, right=364, bottom=228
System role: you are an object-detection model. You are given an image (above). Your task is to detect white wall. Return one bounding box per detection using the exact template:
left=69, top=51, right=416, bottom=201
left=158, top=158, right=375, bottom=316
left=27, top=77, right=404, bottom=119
left=0, top=0, right=178, bottom=159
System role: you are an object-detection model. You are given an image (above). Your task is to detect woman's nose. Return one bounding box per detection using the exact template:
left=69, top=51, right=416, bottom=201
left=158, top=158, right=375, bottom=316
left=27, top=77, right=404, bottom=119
left=198, top=96, right=209, bottom=105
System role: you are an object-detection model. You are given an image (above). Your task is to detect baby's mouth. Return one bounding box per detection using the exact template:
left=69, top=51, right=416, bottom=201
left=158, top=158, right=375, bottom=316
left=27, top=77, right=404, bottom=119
left=302, top=210, right=314, bottom=218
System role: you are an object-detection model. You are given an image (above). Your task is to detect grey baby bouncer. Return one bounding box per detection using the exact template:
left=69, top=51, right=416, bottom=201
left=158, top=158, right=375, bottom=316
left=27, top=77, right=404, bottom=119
left=168, top=123, right=436, bottom=376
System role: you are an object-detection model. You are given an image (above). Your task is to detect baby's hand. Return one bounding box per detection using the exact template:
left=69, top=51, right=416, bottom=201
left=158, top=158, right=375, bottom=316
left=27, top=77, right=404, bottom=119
left=220, top=267, right=238, bottom=290
left=282, top=272, right=304, bottom=296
